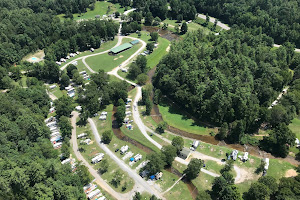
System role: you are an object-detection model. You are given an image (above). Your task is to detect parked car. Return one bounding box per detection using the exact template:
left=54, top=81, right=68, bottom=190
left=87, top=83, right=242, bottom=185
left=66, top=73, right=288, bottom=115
left=115, top=148, right=119, bottom=152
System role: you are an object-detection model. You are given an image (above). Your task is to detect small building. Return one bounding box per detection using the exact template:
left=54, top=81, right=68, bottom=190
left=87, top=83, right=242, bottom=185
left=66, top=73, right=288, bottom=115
left=126, top=98, right=132, bottom=103
left=130, top=40, right=140, bottom=45
left=79, top=71, right=87, bottom=75
left=87, top=189, right=101, bottom=200
left=192, top=140, right=199, bottom=149
left=61, top=158, right=71, bottom=165
left=47, top=121, right=57, bottom=128
left=231, top=150, right=238, bottom=161
left=77, top=133, right=87, bottom=139
left=66, top=56, right=70, bottom=59
left=110, top=43, right=133, bottom=54
left=121, top=68, right=128, bottom=73
left=75, top=106, right=82, bottom=111
left=99, top=115, right=107, bottom=120
left=178, top=148, right=190, bottom=160
left=90, top=48, right=95, bottom=52
left=120, top=145, right=129, bottom=154
left=83, top=138, right=91, bottom=145
left=56, top=61, right=62, bottom=66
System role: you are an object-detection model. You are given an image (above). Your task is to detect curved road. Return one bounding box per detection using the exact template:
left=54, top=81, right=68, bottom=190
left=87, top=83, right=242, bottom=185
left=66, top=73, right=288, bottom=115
left=197, top=13, right=300, bottom=52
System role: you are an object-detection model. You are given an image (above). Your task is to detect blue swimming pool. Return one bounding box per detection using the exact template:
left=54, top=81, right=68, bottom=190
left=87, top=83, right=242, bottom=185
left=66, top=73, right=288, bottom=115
left=31, top=57, right=37, bottom=61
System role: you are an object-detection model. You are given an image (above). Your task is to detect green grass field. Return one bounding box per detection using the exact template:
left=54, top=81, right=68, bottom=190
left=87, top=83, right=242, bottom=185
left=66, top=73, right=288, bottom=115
left=158, top=99, right=217, bottom=135
left=85, top=39, right=143, bottom=72
left=61, top=38, right=119, bottom=68
left=193, top=17, right=222, bottom=33
left=128, top=31, right=170, bottom=69
left=58, top=1, right=129, bottom=21
left=289, top=117, right=300, bottom=139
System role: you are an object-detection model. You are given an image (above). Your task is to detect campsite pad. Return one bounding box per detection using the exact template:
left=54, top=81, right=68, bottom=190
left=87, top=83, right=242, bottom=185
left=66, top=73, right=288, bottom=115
left=122, top=151, right=133, bottom=160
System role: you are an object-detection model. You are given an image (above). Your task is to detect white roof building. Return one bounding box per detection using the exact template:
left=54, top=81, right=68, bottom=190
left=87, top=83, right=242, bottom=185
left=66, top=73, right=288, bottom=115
left=91, top=153, right=104, bottom=164
left=120, top=145, right=129, bottom=154
left=87, top=189, right=101, bottom=200
left=78, top=133, right=88, bottom=139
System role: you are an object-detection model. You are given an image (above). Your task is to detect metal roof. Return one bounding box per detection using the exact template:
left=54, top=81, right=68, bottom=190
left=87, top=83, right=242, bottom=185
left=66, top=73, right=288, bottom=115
left=110, top=43, right=132, bottom=54
left=130, top=40, right=140, bottom=45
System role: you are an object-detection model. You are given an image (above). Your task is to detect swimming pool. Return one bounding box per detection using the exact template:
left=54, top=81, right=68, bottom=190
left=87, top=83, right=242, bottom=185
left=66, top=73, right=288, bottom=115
left=31, top=57, right=38, bottom=61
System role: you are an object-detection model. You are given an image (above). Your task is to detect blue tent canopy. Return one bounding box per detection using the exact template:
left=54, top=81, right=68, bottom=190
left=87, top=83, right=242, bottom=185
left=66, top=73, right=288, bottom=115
left=150, top=175, right=155, bottom=180
left=130, top=158, right=134, bottom=161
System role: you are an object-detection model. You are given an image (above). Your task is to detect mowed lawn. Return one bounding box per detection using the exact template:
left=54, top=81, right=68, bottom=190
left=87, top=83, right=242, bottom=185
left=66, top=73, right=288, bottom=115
left=58, top=1, right=128, bottom=21
left=158, top=99, right=216, bottom=135
left=129, top=31, right=170, bottom=70
left=61, top=38, right=119, bottom=68
left=289, top=117, right=300, bottom=139
left=86, top=40, right=143, bottom=72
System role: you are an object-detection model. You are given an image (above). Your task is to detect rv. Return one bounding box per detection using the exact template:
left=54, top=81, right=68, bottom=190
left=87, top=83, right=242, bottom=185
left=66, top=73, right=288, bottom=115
left=120, top=145, right=129, bottom=154
left=87, top=189, right=101, bottom=200
left=91, top=153, right=104, bottom=164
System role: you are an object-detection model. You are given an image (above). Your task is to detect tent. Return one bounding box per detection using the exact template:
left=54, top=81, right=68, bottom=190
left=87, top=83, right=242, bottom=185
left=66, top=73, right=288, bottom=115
left=130, top=158, right=134, bottom=162
left=150, top=175, right=155, bottom=180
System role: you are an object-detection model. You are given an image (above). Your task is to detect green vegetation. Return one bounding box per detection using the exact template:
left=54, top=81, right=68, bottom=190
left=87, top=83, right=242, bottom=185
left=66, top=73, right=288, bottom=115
left=85, top=40, right=143, bottom=72
left=158, top=98, right=216, bottom=135
left=289, top=117, right=300, bottom=139
left=58, top=1, right=128, bottom=21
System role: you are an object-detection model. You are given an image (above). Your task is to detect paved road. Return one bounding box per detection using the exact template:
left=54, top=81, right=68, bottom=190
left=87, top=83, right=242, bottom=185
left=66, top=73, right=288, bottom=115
left=70, top=112, right=126, bottom=200
left=197, top=13, right=300, bottom=52
left=88, top=118, right=165, bottom=199
left=197, top=13, right=230, bottom=31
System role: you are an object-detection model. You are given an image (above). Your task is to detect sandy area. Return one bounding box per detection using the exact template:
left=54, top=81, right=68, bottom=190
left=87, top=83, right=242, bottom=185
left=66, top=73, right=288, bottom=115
left=285, top=169, right=297, bottom=177
left=24, top=50, right=45, bottom=63
left=166, top=44, right=171, bottom=52
left=114, top=58, right=118, bottom=60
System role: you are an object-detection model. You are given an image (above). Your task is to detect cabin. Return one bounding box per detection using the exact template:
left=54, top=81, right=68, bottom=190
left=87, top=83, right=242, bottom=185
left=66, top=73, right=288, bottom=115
left=178, top=148, right=190, bottom=160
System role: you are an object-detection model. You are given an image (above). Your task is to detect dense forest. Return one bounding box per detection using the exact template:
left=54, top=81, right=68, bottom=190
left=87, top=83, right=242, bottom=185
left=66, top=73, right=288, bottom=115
left=194, top=0, right=300, bottom=47
left=0, top=0, right=117, bottom=68
left=153, top=29, right=300, bottom=153
left=0, top=86, right=87, bottom=199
